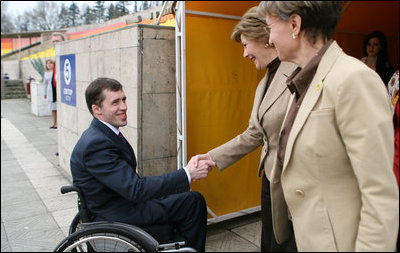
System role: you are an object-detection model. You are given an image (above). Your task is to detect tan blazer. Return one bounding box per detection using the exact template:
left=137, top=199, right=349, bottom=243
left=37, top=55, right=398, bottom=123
left=270, top=41, right=399, bottom=251
left=209, top=61, right=297, bottom=180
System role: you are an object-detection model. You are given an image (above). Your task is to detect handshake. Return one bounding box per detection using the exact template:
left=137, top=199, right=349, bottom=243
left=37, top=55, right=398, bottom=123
left=186, top=153, right=215, bottom=182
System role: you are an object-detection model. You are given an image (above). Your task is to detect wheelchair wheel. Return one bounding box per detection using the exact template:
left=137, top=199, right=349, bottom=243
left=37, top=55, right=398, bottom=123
left=54, top=223, right=158, bottom=252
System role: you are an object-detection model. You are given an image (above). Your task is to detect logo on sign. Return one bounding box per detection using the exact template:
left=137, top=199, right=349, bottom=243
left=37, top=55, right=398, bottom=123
left=64, top=59, right=71, bottom=85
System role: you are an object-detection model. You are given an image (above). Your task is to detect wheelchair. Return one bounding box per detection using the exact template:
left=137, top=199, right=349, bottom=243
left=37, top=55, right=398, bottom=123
left=53, top=185, right=197, bottom=252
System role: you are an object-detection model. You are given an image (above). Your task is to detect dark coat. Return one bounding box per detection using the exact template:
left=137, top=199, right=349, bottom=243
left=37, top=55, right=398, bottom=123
left=70, top=118, right=190, bottom=222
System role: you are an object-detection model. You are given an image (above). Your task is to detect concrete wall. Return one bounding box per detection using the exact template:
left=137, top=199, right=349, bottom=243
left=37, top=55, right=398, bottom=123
left=56, top=24, right=176, bottom=178
left=30, top=81, right=52, bottom=116
left=1, top=60, right=20, bottom=80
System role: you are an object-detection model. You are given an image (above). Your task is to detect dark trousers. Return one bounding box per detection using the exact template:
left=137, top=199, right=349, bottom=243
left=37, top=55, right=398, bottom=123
left=117, top=191, right=207, bottom=252
left=261, top=173, right=297, bottom=252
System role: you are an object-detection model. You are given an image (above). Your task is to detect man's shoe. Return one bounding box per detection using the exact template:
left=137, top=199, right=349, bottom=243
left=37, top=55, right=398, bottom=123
left=49, top=126, right=57, bottom=129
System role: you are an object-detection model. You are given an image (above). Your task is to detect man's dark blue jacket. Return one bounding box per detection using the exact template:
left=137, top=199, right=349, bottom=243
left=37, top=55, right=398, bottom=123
left=70, top=118, right=190, bottom=223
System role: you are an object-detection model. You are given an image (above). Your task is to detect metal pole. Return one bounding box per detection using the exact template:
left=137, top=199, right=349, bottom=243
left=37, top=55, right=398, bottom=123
left=181, top=1, right=187, bottom=168
left=175, top=1, right=183, bottom=170
left=156, top=1, right=168, bottom=25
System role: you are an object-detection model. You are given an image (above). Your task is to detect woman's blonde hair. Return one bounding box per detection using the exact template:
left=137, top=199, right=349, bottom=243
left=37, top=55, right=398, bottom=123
left=45, top=59, right=55, bottom=71
left=231, top=6, right=269, bottom=44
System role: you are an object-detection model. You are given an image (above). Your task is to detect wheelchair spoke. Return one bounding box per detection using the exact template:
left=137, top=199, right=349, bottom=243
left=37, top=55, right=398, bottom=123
left=64, top=235, right=143, bottom=252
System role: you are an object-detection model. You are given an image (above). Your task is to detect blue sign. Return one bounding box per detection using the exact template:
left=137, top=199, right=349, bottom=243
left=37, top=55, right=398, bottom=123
left=60, top=54, right=76, bottom=107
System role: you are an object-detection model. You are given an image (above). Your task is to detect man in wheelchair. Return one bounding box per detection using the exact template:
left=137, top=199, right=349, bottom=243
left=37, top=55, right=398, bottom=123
left=69, top=77, right=215, bottom=252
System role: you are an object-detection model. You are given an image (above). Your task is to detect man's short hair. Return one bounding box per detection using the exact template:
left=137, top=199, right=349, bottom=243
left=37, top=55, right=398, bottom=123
left=51, top=32, right=67, bottom=43
left=85, top=78, right=123, bottom=115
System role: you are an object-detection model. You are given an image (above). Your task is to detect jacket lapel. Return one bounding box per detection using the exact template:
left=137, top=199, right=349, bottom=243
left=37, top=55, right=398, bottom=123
left=282, top=41, right=343, bottom=170
left=258, top=62, right=293, bottom=120
left=92, top=118, right=134, bottom=156
left=252, top=75, right=268, bottom=132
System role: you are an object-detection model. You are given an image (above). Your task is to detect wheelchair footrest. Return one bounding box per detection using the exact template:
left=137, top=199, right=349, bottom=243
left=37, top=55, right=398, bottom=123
left=157, top=241, right=197, bottom=252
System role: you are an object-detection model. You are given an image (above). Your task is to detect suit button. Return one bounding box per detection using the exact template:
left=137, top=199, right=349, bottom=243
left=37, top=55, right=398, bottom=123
left=295, top=189, right=305, bottom=198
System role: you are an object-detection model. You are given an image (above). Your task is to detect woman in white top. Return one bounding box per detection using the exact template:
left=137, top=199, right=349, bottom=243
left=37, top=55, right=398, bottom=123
left=43, top=59, right=57, bottom=129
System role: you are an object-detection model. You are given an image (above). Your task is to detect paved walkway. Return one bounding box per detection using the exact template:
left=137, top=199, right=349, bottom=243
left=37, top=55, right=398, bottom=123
left=1, top=98, right=261, bottom=252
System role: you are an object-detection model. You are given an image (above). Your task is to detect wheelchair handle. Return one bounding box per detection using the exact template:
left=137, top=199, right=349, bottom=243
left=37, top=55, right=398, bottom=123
left=61, top=185, right=80, bottom=194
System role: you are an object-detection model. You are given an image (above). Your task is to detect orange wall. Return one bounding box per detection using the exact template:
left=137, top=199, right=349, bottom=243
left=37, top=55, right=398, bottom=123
left=186, top=1, right=260, bottom=16
left=336, top=1, right=399, bottom=68
left=1, top=37, right=41, bottom=55
left=1, top=38, right=12, bottom=55
left=338, top=1, right=399, bottom=37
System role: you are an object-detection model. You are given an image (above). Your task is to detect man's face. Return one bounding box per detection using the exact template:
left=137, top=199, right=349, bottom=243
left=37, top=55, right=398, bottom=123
left=93, top=89, right=128, bottom=129
left=52, top=35, right=63, bottom=45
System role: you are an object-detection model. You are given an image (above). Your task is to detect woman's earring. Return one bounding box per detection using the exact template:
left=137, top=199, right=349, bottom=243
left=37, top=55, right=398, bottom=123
left=265, top=43, right=270, bottom=48
left=292, top=33, right=297, bottom=39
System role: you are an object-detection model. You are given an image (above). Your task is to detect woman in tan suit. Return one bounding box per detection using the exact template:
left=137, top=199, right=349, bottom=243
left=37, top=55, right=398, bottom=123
left=258, top=1, right=399, bottom=251
left=194, top=6, right=297, bottom=251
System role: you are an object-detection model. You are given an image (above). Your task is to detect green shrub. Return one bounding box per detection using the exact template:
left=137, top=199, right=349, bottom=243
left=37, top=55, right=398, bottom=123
left=30, top=58, right=45, bottom=83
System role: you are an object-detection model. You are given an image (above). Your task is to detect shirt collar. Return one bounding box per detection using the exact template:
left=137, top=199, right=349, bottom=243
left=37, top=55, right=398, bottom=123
left=267, top=57, right=281, bottom=74
left=287, top=40, right=334, bottom=98
left=98, top=119, right=120, bottom=135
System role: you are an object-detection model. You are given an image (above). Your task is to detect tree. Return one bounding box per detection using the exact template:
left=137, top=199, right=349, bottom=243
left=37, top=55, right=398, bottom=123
left=14, top=12, right=31, bottom=32
left=82, top=6, right=96, bottom=25
left=29, top=2, right=60, bottom=31
left=1, top=1, right=16, bottom=33
left=107, top=3, right=118, bottom=20
left=4, top=1, right=166, bottom=33
left=142, top=1, right=149, bottom=11
left=115, top=1, right=130, bottom=16
left=59, top=4, right=71, bottom=28
left=93, top=1, right=106, bottom=23
left=107, top=1, right=131, bottom=20
left=68, top=2, right=81, bottom=27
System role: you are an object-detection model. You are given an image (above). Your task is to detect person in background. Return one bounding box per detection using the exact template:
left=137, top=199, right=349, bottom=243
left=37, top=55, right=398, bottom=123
left=361, top=30, right=395, bottom=85
left=50, top=32, right=66, bottom=155
left=70, top=77, right=214, bottom=252
left=44, top=32, right=67, bottom=130
left=43, top=59, right=57, bottom=129
left=259, top=1, right=398, bottom=251
left=193, top=6, right=297, bottom=252
left=51, top=32, right=67, bottom=44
